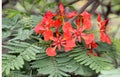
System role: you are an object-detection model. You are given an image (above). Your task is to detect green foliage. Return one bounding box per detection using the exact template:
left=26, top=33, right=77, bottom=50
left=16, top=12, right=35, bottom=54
left=69, top=47, right=113, bottom=73
left=32, top=52, right=95, bottom=77
left=99, top=68, right=120, bottom=77
left=95, top=42, right=113, bottom=53
left=2, top=15, right=20, bottom=39
left=32, top=53, right=70, bottom=77
left=11, top=29, right=33, bottom=41
left=3, top=9, right=22, bottom=18
left=113, top=39, right=120, bottom=52
left=2, top=41, right=44, bottom=75
left=2, top=54, right=24, bottom=75
left=3, top=41, right=44, bottom=60
left=2, top=71, right=30, bottom=77
left=74, top=65, right=94, bottom=76
left=2, top=15, right=42, bottom=42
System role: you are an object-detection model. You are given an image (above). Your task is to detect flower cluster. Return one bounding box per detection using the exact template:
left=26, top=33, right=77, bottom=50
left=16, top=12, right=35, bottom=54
left=34, top=3, right=111, bottom=56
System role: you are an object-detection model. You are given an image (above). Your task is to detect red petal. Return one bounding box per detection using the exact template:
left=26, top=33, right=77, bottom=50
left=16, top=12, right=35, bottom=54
left=58, top=44, right=62, bottom=51
left=81, top=11, right=92, bottom=30
left=63, top=22, right=73, bottom=32
left=97, top=13, right=101, bottom=22
left=34, top=23, right=45, bottom=34
left=100, top=20, right=108, bottom=30
left=53, top=19, right=62, bottom=29
left=66, top=11, right=76, bottom=18
left=106, top=35, right=111, bottom=44
left=75, top=17, right=82, bottom=28
left=43, top=30, right=53, bottom=41
left=63, top=31, right=72, bottom=40
left=100, top=32, right=106, bottom=42
left=64, top=46, right=73, bottom=52
left=83, top=19, right=92, bottom=30
left=81, top=11, right=91, bottom=19
left=64, top=39, right=76, bottom=52
left=78, top=36, right=82, bottom=42
left=66, top=39, right=76, bottom=47
left=97, top=13, right=108, bottom=31
left=82, top=34, right=95, bottom=44
left=44, top=11, right=54, bottom=19
left=91, top=42, right=98, bottom=48
left=59, top=3, right=64, bottom=15
left=46, top=47, right=56, bottom=56
left=42, top=18, right=54, bottom=26
left=100, top=32, right=111, bottom=44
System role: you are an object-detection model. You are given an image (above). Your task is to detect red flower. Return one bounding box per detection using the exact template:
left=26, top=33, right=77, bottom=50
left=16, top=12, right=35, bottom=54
left=42, top=18, right=53, bottom=26
left=59, top=3, right=64, bottom=15
left=44, top=11, right=55, bottom=19
left=75, top=17, right=83, bottom=28
left=51, top=36, right=76, bottom=51
left=62, top=22, right=73, bottom=32
left=64, top=39, right=76, bottom=52
left=100, top=32, right=111, bottom=44
left=63, top=31, right=72, bottom=40
left=51, top=36, right=66, bottom=51
left=97, top=13, right=111, bottom=44
left=43, top=30, right=53, bottom=41
left=45, top=34, right=76, bottom=56
left=72, top=27, right=94, bottom=44
left=46, top=47, right=57, bottom=56
left=82, top=34, right=95, bottom=44
left=34, top=23, right=45, bottom=34
left=34, top=3, right=111, bottom=57
left=34, top=11, right=56, bottom=41
left=81, top=11, right=92, bottom=30
left=41, top=11, right=54, bottom=26
left=87, top=41, right=98, bottom=56
left=34, top=22, right=53, bottom=41
left=53, top=19, right=62, bottom=29
left=58, top=3, right=76, bottom=18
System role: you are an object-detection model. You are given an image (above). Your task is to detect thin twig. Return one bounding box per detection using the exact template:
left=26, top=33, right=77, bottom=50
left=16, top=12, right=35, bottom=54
left=89, top=0, right=100, bottom=14
left=30, top=0, right=37, bottom=13
left=101, top=0, right=106, bottom=18
left=104, top=1, right=111, bottom=19
left=68, top=0, right=96, bottom=22
left=65, top=0, right=80, bottom=6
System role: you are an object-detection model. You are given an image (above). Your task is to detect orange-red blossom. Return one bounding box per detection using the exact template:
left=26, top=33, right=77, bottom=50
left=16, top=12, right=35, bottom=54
left=34, top=3, right=111, bottom=56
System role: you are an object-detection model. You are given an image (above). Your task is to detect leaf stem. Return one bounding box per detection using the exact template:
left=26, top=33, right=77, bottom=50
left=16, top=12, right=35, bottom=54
left=86, top=30, right=99, bottom=34
left=30, top=35, right=41, bottom=41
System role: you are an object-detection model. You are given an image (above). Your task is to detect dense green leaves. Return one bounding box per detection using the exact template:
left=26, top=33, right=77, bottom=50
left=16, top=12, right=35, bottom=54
left=32, top=53, right=70, bottom=77
left=2, top=54, right=24, bottom=75
left=32, top=52, right=95, bottom=77
left=3, top=41, right=44, bottom=60
left=69, top=47, right=113, bottom=73
left=12, top=29, right=33, bottom=40
left=2, top=71, right=30, bottom=77
left=2, top=41, right=45, bottom=75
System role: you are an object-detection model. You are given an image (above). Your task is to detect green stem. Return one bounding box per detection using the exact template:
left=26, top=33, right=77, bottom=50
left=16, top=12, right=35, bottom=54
left=62, top=16, right=65, bottom=24
left=30, top=35, right=41, bottom=41
left=86, top=30, right=99, bottom=34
